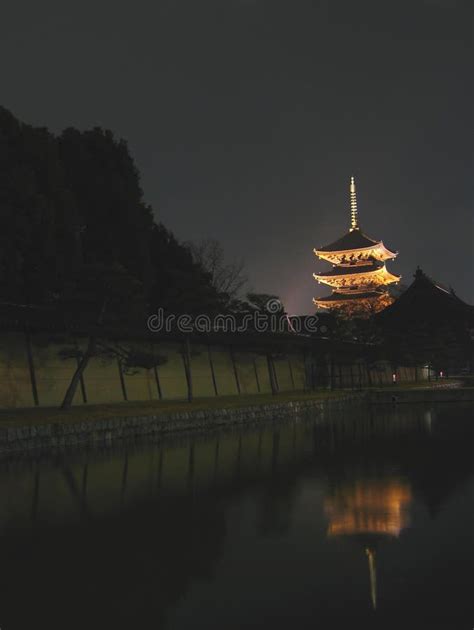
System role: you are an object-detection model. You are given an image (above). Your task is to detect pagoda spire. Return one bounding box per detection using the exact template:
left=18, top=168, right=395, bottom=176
left=350, top=176, right=359, bottom=231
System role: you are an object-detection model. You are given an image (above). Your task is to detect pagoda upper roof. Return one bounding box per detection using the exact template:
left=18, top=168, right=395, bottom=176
left=318, top=228, right=384, bottom=253
left=314, top=179, right=398, bottom=264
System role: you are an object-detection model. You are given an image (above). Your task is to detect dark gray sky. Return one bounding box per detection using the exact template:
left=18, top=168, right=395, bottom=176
left=1, top=0, right=472, bottom=313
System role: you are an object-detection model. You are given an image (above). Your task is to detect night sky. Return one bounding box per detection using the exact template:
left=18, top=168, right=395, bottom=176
left=1, top=0, right=472, bottom=313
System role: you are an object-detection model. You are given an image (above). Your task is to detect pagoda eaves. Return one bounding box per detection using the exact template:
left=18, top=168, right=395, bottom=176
left=314, top=237, right=397, bottom=265
left=313, top=262, right=400, bottom=289
left=312, top=289, right=389, bottom=307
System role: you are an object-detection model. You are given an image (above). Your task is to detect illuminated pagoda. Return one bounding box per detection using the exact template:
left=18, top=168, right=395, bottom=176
left=313, top=177, right=400, bottom=315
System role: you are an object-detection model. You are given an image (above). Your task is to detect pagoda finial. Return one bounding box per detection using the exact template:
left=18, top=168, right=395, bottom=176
left=350, top=176, right=359, bottom=231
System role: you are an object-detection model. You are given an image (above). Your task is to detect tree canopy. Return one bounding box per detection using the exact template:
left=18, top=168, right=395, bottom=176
left=0, top=106, right=221, bottom=315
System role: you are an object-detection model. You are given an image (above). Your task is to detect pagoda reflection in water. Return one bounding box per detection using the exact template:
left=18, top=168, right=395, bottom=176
left=324, top=477, right=412, bottom=610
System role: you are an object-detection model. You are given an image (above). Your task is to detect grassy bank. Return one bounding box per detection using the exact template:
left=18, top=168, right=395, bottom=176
left=1, top=380, right=465, bottom=429
left=0, top=390, right=349, bottom=428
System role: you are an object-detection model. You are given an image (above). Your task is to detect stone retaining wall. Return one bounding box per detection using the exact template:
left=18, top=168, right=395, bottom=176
left=0, top=330, right=426, bottom=409
left=3, top=387, right=471, bottom=456
left=0, top=393, right=367, bottom=455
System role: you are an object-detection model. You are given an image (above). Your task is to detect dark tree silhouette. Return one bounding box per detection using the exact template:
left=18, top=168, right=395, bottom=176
left=0, top=106, right=223, bottom=317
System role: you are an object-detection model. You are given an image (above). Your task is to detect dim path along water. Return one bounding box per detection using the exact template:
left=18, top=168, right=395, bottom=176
left=0, top=402, right=472, bottom=629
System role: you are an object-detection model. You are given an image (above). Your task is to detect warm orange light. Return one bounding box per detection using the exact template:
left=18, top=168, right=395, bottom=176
left=324, top=478, right=412, bottom=538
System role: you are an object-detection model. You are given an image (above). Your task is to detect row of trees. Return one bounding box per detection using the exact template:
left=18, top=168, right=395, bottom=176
left=0, top=106, right=238, bottom=314
left=1, top=107, right=287, bottom=406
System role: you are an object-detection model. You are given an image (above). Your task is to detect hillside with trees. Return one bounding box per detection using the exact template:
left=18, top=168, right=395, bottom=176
left=0, top=106, right=225, bottom=318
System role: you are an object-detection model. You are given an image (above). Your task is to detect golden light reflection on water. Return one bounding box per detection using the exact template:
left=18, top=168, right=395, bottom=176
left=324, top=477, right=413, bottom=611
left=324, top=478, right=412, bottom=538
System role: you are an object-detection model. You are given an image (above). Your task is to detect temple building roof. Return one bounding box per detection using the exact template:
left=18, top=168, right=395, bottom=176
left=377, top=267, right=474, bottom=326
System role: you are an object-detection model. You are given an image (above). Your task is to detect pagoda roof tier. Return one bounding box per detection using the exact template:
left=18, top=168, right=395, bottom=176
left=317, top=290, right=385, bottom=301
left=314, top=229, right=397, bottom=264
left=315, top=261, right=383, bottom=277
left=318, top=228, right=380, bottom=252
left=313, top=290, right=386, bottom=304
left=313, top=263, right=400, bottom=288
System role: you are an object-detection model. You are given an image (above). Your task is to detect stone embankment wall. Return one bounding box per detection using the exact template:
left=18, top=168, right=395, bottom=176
left=0, top=392, right=367, bottom=455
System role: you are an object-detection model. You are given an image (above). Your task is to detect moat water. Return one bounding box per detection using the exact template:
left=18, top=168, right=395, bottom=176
left=0, top=402, right=472, bottom=629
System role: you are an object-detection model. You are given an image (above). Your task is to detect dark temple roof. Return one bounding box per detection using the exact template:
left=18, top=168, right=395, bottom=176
left=377, top=267, right=474, bottom=326
left=317, top=228, right=381, bottom=253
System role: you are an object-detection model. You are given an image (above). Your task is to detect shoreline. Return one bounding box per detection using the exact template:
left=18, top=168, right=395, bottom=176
left=1, top=386, right=472, bottom=456
left=0, top=391, right=364, bottom=455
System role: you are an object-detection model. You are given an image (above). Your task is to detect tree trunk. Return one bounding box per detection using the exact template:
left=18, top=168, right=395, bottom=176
left=253, top=357, right=261, bottom=393
left=267, top=354, right=278, bottom=395
left=365, top=358, right=373, bottom=387
left=230, top=346, right=241, bottom=394
left=183, top=337, right=193, bottom=402
left=25, top=328, right=39, bottom=406
left=61, top=336, right=96, bottom=409
left=288, top=356, right=295, bottom=389
left=61, top=297, right=107, bottom=409
left=208, top=345, right=219, bottom=396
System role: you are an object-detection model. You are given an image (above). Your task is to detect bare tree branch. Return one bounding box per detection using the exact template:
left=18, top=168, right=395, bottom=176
left=187, top=238, right=248, bottom=301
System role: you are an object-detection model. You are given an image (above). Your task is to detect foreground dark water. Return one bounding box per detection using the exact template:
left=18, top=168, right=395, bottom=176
left=0, top=403, right=472, bottom=630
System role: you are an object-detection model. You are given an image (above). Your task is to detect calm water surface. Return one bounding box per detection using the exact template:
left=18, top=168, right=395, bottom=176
left=0, top=403, right=472, bottom=629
